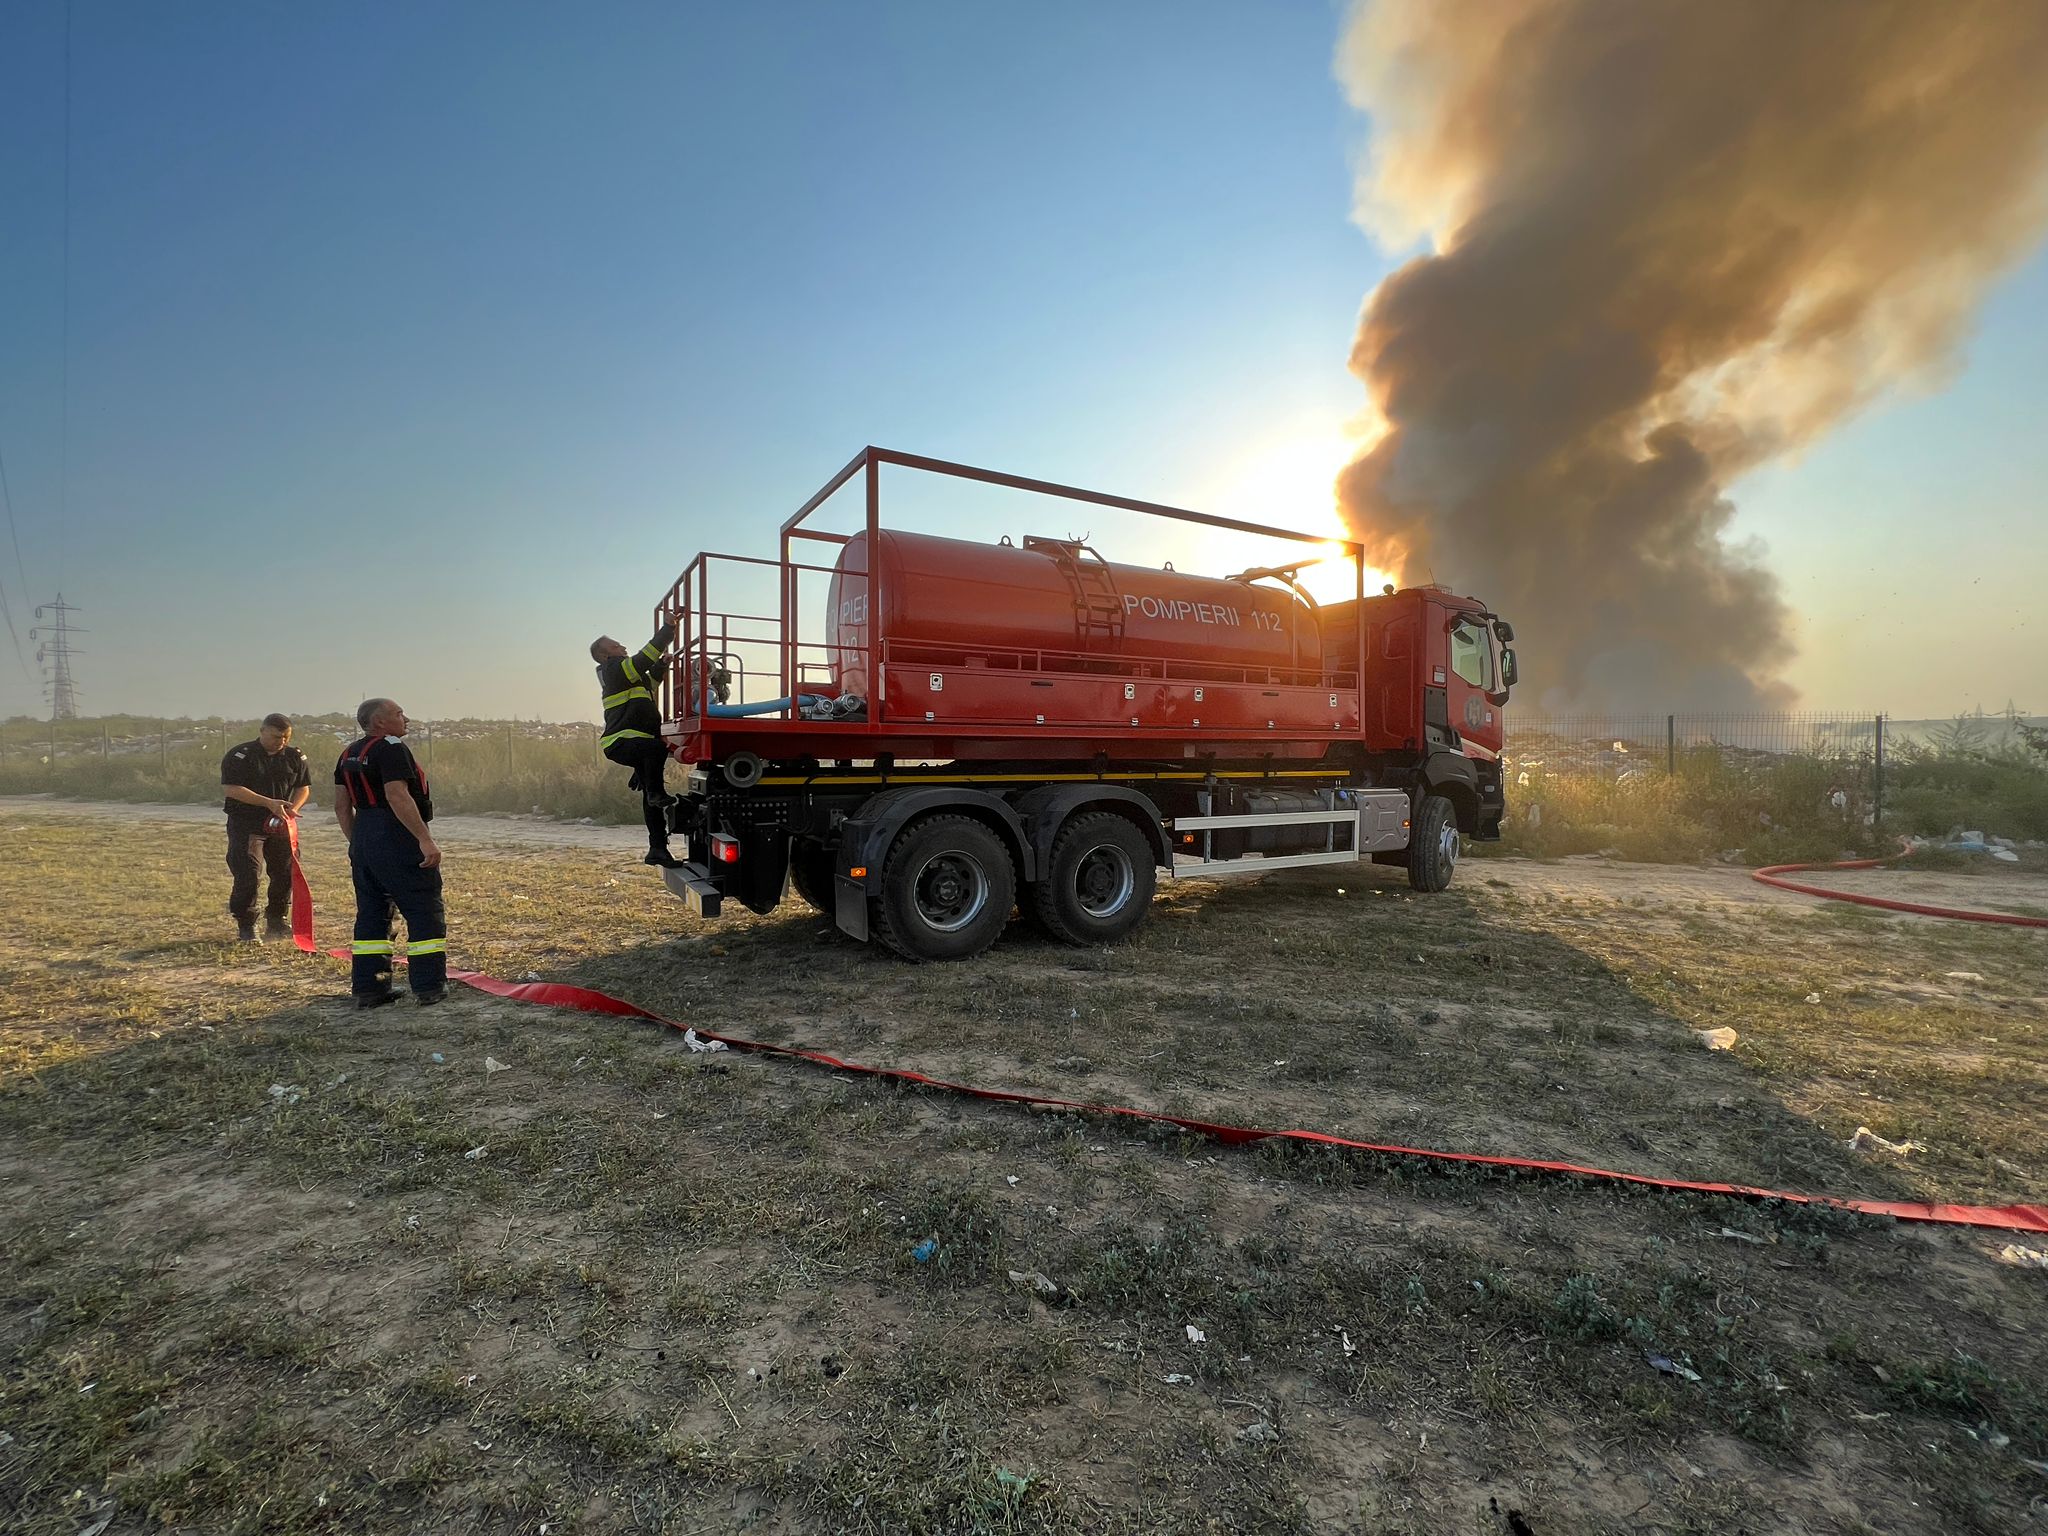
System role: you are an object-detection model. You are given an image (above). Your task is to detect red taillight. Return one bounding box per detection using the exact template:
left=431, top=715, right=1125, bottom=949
left=711, top=833, right=740, bottom=865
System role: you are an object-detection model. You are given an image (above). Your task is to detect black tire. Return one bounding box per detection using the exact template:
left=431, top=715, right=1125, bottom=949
left=873, top=815, right=1016, bottom=962
left=1407, top=793, right=1459, bottom=892
left=1032, top=811, right=1157, bottom=946
left=788, top=840, right=834, bottom=914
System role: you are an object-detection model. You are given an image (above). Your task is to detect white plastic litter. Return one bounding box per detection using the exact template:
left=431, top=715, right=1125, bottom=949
left=1945, top=971, right=1986, bottom=982
left=1848, top=1126, right=1926, bottom=1157
left=1998, top=1244, right=2048, bottom=1269
left=1185, top=1324, right=1207, bottom=1345
left=1340, top=1329, right=1356, bottom=1357
left=1162, top=1373, right=1194, bottom=1385
left=1006, top=1175, right=1020, bottom=1187
left=267, top=1083, right=303, bottom=1105
left=683, top=1029, right=729, bottom=1053
left=464, top=1145, right=489, bottom=1161
left=484, top=1057, right=509, bottom=1075
left=1804, top=992, right=1822, bottom=1004
left=1694, top=1027, right=1739, bottom=1051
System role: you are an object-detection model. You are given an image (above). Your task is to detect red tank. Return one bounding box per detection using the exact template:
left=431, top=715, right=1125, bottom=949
left=827, top=530, right=1320, bottom=697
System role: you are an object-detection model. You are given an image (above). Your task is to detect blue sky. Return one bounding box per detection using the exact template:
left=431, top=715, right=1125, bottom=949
left=0, top=0, right=2041, bottom=724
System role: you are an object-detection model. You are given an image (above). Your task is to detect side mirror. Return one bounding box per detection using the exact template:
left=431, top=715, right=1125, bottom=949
left=1499, top=648, right=1518, bottom=689
left=1492, top=620, right=1516, bottom=644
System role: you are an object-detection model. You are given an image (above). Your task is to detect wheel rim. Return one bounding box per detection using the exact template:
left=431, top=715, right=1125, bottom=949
left=912, top=850, right=989, bottom=933
left=1073, top=843, right=1135, bottom=918
left=1439, top=819, right=1460, bottom=870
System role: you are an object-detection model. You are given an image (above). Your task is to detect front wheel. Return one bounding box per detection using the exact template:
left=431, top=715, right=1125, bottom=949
left=1407, top=794, right=1459, bottom=892
left=1032, top=812, right=1157, bottom=946
left=873, top=815, right=1016, bottom=962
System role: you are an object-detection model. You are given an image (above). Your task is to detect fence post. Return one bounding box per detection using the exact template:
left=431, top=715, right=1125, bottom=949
left=1873, top=714, right=1886, bottom=833
left=425, top=720, right=433, bottom=765
left=101, top=722, right=108, bottom=760
left=49, top=716, right=57, bottom=773
left=161, top=721, right=168, bottom=774
left=1666, top=715, right=1676, bottom=775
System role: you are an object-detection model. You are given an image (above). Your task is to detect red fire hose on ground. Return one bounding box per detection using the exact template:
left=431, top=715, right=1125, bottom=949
left=281, top=837, right=2047, bottom=1236
left=1752, top=856, right=2048, bottom=928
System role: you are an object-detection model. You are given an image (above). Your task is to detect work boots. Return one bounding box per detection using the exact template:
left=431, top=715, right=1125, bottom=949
left=644, top=847, right=684, bottom=868
left=236, top=919, right=261, bottom=944
left=265, top=915, right=292, bottom=941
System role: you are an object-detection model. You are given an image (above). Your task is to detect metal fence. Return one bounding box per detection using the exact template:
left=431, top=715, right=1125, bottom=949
left=1503, top=711, right=1890, bottom=816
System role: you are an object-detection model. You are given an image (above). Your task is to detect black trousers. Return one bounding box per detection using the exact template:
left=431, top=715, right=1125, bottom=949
left=349, top=809, right=447, bottom=995
left=226, top=819, right=292, bottom=923
left=604, top=736, right=672, bottom=850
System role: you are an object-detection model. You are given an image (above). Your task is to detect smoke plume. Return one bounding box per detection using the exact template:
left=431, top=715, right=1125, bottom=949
left=1334, top=0, right=2048, bottom=708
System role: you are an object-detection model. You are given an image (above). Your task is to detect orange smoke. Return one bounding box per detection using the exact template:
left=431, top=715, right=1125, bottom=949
left=1335, top=0, right=2048, bottom=707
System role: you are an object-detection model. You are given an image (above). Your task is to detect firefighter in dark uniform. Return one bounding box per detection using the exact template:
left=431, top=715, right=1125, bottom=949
left=333, top=697, right=447, bottom=1008
left=220, top=711, right=313, bottom=942
left=591, top=623, right=682, bottom=867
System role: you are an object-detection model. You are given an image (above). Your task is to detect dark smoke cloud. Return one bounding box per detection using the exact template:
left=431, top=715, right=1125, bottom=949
left=1335, top=0, right=2048, bottom=709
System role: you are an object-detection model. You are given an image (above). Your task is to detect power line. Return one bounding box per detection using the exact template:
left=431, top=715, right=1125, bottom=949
left=57, top=0, right=71, bottom=591
left=0, top=438, right=32, bottom=686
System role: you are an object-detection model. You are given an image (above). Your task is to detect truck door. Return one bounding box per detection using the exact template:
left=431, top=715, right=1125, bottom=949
left=1443, top=608, right=1505, bottom=757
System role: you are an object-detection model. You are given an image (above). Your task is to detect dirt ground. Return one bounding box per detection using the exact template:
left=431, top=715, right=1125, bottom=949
left=2, top=798, right=2044, bottom=1535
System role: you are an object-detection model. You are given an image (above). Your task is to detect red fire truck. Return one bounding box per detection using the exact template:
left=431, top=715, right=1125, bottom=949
left=654, top=448, right=1517, bottom=961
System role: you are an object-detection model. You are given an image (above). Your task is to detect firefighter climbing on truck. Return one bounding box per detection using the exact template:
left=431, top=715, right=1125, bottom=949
left=592, top=624, right=684, bottom=867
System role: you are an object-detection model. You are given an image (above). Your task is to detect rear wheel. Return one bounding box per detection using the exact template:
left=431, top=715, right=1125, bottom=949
left=1032, top=812, right=1156, bottom=946
left=788, top=840, right=834, bottom=914
left=1407, top=794, right=1459, bottom=892
left=873, top=815, right=1015, bottom=962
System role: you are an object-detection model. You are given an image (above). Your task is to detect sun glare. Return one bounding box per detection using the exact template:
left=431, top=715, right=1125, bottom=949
left=1201, top=430, right=1398, bottom=602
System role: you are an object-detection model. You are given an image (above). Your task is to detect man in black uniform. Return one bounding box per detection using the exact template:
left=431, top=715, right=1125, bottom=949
left=591, top=623, right=682, bottom=867
left=333, top=697, right=447, bottom=1008
left=220, top=712, right=313, bottom=942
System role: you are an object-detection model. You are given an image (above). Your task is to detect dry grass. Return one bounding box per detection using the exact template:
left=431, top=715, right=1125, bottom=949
left=2, top=809, right=2045, bottom=1535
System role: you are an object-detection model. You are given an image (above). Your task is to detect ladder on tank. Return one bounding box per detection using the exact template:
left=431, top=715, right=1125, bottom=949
left=1024, top=536, right=1127, bottom=647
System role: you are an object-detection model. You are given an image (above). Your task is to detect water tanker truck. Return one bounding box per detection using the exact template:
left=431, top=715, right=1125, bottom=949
left=652, top=448, right=1517, bottom=961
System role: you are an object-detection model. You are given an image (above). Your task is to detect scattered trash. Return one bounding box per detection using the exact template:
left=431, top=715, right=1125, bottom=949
left=464, top=1146, right=488, bottom=1161
left=267, top=1083, right=303, bottom=1105
left=1848, top=1126, right=1927, bottom=1157
left=1803, top=992, right=1822, bottom=1004
left=1162, top=1373, right=1194, bottom=1385
left=1007, top=1269, right=1062, bottom=1301
left=1717, top=1227, right=1766, bottom=1245
left=1646, top=1353, right=1703, bottom=1383
left=1693, top=1027, right=1739, bottom=1051
left=457, top=1373, right=478, bottom=1388
left=911, top=1237, right=938, bottom=1263
left=472, top=1439, right=493, bottom=1451
left=1185, top=1324, right=1207, bottom=1345
left=1006, top=1175, right=1020, bottom=1187
left=651, top=1112, right=668, bottom=1121
left=1340, top=1328, right=1356, bottom=1357
left=430, top=1052, right=445, bottom=1064
left=484, top=1057, right=509, bottom=1075
left=1967, top=1423, right=2012, bottom=1450
left=1946, top=971, right=1986, bottom=982
left=1998, top=1244, right=2048, bottom=1269
left=683, top=1029, right=729, bottom=1053
left=1237, top=1420, right=1279, bottom=1446
left=404, top=1215, right=420, bottom=1230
